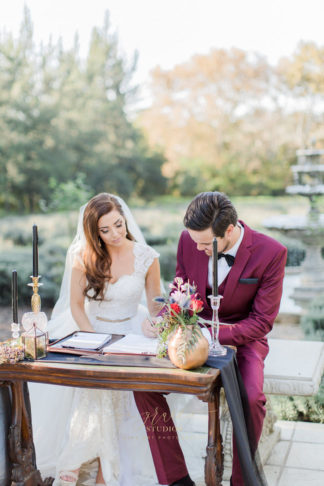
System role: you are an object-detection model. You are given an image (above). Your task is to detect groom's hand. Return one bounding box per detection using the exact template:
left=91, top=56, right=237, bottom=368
left=142, top=318, right=158, bottom=338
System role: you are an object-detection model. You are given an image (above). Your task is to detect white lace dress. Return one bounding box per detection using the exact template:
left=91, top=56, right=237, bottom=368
left=30, top=242, right=160, bottom=486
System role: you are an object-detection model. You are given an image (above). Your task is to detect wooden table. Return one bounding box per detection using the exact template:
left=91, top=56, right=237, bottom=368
left=0, top=358, right=223, bottom=486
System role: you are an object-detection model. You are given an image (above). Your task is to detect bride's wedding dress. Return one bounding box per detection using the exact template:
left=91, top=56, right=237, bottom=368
left=29, top=242, right=162, bottom=486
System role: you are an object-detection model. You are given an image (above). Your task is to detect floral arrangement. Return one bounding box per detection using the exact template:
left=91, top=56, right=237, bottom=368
left=154, top=277, right=205, bottom=360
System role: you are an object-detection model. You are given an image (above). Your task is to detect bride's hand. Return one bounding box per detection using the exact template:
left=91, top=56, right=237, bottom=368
left=142, top=318, right=158, bottom=338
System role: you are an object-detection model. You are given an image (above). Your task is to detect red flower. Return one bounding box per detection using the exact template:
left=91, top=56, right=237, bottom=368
left=190, top=299, right=203, bottom=312
left=170, top=303, right=181, bottom=315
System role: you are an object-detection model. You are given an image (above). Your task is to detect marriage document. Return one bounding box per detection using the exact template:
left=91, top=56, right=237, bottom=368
left=103, top=333, right=158, bottom=355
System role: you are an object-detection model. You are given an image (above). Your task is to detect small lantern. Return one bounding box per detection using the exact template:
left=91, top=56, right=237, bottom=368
left=21, top=312, right=48, bottom=360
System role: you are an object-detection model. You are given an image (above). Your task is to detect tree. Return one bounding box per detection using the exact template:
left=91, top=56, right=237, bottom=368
left=138, top=47, right=319, bottom=196
left=0, top=8, right=167, bottom=212
left=277, top=42, right=324, bottom=146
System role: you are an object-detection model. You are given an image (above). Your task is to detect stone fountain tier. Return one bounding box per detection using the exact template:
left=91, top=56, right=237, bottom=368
left=286, top=185, right=324, bottom=196
left=263, top=147, right=324, bottom=309
left=296, top=148, right=324, bottom=159
left=264, top=214, right=324, bottom=307
left=264, top=214, right=324, bottom=237
left=288, top=149, right=324, bottom=196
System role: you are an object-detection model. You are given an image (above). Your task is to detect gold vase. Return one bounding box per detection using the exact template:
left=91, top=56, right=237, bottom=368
left=168, top=325, right=209, bottom=370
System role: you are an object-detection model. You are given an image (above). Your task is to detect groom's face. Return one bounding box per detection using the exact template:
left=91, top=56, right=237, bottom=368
left=188, top=226, right=233, bottom=256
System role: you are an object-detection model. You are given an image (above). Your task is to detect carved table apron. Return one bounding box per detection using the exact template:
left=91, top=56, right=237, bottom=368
left=0, top=360, right=223, bottom=486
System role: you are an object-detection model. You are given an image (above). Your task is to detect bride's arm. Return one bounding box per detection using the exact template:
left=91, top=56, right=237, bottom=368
left=145, top=258, right=162, bottom=316
left=142, top=258, right=162, bottom=337
left=70, top=267, right=95, bottom=332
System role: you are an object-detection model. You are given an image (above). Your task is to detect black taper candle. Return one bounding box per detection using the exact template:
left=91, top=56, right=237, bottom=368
left=32, top=224, right=38, bottom=277
left=12, top=270, right=18, bottom=323
left=212, top=237, right=218, bottom=296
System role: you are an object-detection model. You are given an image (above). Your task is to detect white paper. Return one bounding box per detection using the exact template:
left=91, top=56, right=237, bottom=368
left=103, top=333, right=158, bottom=355
left=56, top=332, right=112, bottom=350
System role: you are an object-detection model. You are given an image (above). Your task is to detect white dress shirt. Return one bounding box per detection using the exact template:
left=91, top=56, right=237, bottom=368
left=208, top=222, right=244, bottom=288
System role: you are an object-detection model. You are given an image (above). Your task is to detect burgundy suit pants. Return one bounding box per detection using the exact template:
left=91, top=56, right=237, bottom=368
left=231, top=340, right=268, bottom=486
left=134, top=339, right=268, bottom=486
left=133, top=391, right=188, bottom=485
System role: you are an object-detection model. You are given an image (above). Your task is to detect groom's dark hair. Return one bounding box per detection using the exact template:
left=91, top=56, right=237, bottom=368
left=183, top=191, right=238, bottom=237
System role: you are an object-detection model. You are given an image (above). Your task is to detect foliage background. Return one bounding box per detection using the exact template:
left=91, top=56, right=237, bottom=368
left=0, top=8, right=167, bottom=213
left=1, top=9, right=324, bottom=212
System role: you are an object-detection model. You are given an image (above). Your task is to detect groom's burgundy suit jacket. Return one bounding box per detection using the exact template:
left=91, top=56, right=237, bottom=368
left=175, top=220, right=287, bottom=349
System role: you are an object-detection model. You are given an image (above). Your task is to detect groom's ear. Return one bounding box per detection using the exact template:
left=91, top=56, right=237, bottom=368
left=224, top=224, right=235, bottom=238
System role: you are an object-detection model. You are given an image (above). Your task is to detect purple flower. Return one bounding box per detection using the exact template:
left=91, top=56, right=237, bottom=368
left=154, top=297, right=167, bottom=303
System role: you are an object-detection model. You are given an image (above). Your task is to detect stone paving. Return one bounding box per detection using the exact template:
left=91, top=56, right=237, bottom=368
left=63, top=417, right=324, bottom=486
left=175, top=406, right=324, bottom=486
left=264, top=420, right=324, bottom=486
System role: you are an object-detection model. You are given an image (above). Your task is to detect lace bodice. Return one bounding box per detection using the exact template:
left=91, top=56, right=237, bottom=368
left=85, top=242, right=159, bottom=325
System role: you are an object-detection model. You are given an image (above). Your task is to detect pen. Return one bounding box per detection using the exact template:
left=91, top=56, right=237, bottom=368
left=147, top=314, right=155, bottom=327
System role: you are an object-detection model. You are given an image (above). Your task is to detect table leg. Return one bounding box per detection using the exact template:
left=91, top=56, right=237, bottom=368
left=7, top=380, right=53, bottom=486
left=205, top=384, right=224, bottom=486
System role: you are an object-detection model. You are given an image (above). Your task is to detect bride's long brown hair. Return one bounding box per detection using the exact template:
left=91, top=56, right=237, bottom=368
left=82, top=193, right=134, bottom=300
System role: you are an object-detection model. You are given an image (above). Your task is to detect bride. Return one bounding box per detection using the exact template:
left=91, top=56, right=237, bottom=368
left=29, top=193, right=164, bottom=486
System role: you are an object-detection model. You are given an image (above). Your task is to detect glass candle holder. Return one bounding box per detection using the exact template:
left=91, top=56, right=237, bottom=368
left=10, top=322, right=22, bottom=347
left=208, top=295, right=227, bottom=357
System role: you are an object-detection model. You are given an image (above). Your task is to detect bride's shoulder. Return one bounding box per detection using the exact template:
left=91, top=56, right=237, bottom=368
left=134, top=241, right=159, bottom=256
left=72, top=248, right=86, bottom=271
left=133, top=242, right=159, bottom=270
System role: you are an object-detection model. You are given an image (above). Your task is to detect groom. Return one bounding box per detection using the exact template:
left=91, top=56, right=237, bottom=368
left=135, top=191, right=287, bottom=486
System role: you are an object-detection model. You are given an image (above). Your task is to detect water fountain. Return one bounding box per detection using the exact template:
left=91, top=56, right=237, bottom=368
left=264, top=147, right=324, bottom=308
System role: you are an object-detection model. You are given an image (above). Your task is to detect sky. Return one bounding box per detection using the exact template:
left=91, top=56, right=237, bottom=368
left=0, top=0, right=323, bottom=98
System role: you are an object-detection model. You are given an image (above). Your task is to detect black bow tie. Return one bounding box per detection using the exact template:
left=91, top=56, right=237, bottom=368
left=218, top=253, right=235, bottom=267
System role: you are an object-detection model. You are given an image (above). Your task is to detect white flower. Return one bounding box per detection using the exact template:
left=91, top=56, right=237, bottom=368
left=171, top=290, right=191, bottom=308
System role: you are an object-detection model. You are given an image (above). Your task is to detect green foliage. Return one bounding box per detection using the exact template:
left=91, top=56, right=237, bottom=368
left=301, top=295, right=324, bottom=341
left=41, top=174, right=94, bottom=212
left=172, top=160, right=207, bottom=197
left=0, top=195, right=318, bottom=315
left=274, top=235, right=306, bottom=267
left=0, top=8, right=166, bottom=213
left=154, top=244, right=177, bottom=283
left=134, top=150, right=168, bottom=200
left=270, top=374, right=324, bottom=424
left=269, top=296, right=324, bottom=423
left=0, top=240, right=67, bottom=308
left=140, top=44, right=317, bottom=198
left=0, top=248, right=31, bottom=306
left=285, top=246, right=305, bottom=267
left=172, top=147, right=294, bottom=198
left=142, top=234, right=169, bottom=246
left=4, top=227, right=44, bottom=247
